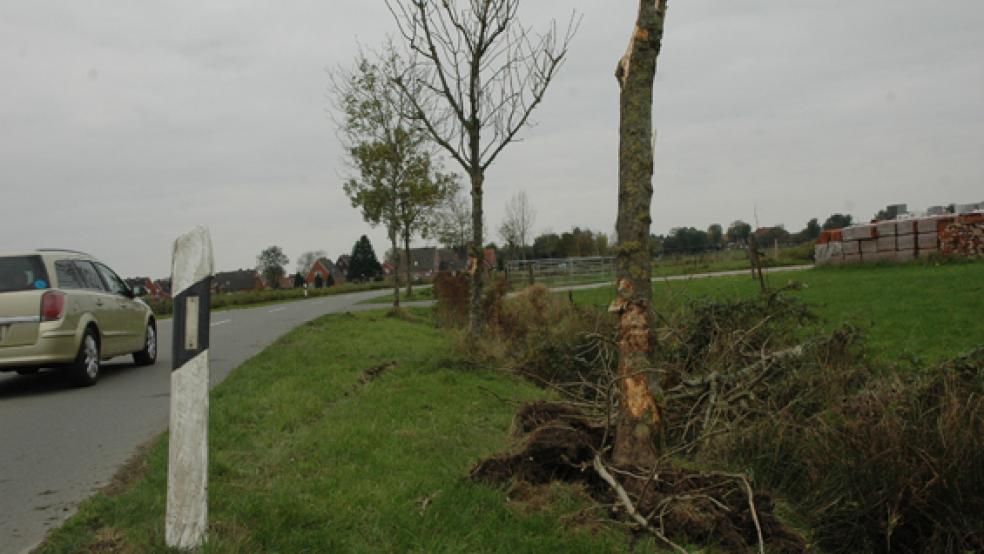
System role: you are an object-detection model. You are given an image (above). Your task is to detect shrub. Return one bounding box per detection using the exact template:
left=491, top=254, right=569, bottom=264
left=473, top=285, right=612, bottom=385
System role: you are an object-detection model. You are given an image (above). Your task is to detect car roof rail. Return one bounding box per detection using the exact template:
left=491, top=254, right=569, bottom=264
left=37, top=248, right=95, bottom=257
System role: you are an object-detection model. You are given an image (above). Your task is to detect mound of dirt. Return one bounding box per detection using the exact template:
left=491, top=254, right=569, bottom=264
left=472, top=401, right=807, bottom=553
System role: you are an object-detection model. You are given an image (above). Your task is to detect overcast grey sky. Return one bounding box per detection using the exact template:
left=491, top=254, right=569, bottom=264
left=2, top=1, right=982, bottom=278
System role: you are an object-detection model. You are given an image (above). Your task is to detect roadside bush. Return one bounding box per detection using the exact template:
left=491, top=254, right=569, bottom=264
left=474, top=285, right=612, bottom=386
left=432, top=272, right=470, bottom=326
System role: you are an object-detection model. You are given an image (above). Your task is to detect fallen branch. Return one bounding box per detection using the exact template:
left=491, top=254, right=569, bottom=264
left=592, top=456, right=688, bottom=554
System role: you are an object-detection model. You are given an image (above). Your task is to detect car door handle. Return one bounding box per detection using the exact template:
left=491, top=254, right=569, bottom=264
left=95, top=300, right=104, bottom=307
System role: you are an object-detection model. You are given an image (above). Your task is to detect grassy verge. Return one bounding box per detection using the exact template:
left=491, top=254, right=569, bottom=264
left=39, top=309, right=650, bottom=553
left=146, top=281, right=392, bottom=318
left=572, top=260, right=984, bottom=364
left=358, top=286, right=435, bottom=305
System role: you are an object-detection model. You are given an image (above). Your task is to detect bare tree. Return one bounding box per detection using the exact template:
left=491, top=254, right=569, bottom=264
left=498, top=190, right=536, bottom=256
left=385, top=0, right=578, bottom=336
left=610, top=0, right=668, bottom=468
left=428, top=191, right=473, bottom=249
left=296, top=250, right=327, bottom=275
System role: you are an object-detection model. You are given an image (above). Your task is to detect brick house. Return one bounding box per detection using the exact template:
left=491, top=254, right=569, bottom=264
left=305, top=258, right=343, bottom=288
left=214, top=269, right=265, bottom=293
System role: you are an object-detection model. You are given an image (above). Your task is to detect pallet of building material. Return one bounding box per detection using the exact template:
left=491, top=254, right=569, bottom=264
left=958, top=213, right=984, bottom=225
left=897, top=234, right=916, bottom=250
left=917, top=232, right=939, bottom=250
left=918, top=247, right=939, bottom=258
left=862, top=251, right=894, bottom=263
left=877, top=236, right=897, bottom=252
left=916, top=217, right=940, bottom=233
left=843, top=253, right=861, bottom=264
left=843, top=225, right=877, bottom=241
left=814, top=241, right=844, bottom=265
left=859, top=239, right=878, bottom=254
left=895, top=250, right=916, bottom=262
left=939, top=220, right=984, bottom=256
left=896, top=220, right=917, bottom=235
left=876, top=221, right=897, bottom=236
left=841, top=240, right=860, bottom=255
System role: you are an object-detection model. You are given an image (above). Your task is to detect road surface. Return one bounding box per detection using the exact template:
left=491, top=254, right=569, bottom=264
left=0, top=288, right=391, bottom=554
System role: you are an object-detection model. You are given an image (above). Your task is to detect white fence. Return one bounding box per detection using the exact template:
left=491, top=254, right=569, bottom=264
left=504, top=256, right=615, bottom=286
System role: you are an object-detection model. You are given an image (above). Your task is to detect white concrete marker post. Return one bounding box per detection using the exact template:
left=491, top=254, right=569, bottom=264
left=166, top=226, right=214, bottom=550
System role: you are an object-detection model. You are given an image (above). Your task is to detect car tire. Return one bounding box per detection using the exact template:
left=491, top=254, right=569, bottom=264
left=133, top=321, right=157, bottom=366
left=67, top=328, right=101, bottom=387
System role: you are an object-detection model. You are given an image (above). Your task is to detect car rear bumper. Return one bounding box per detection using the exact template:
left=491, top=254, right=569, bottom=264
left=0, top=332, right=79, bottom=370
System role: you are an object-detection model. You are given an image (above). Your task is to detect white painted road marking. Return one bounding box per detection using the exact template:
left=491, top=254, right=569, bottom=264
left=209, top=319, right=232, bottom=328
left=268, top=307, right=287, bottom=313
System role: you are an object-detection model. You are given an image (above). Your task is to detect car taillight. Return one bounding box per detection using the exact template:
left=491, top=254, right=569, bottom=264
left=41, top=291, right=66, bottom=321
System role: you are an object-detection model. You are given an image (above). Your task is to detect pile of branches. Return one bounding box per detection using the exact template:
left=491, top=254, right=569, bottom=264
left=472, top=288, right=984, bottom=553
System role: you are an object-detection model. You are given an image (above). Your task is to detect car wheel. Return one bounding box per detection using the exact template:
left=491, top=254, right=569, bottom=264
left=68, top=329, right=101, bottom=387
left=133, top=321, right=157, bottom=366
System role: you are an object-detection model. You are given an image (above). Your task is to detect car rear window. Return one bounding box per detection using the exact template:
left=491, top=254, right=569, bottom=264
left=73, top=261, right=107, bottom=291
left=55, top=260, right=84, bottom=289
left=0, top=256, right=50, bottom=293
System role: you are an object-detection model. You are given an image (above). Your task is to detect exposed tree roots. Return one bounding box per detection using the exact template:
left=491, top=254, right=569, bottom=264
left=471, top=402, right=807, bottom=552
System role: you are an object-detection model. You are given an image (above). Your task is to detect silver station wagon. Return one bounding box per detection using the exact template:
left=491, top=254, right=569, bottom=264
left=0, top=249, right=157, bottom=386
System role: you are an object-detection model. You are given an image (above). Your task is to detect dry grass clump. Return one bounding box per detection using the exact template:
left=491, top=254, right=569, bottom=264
left=721, top=348, right=984, bottom=553
left=476, top=285, right=612, bottom=386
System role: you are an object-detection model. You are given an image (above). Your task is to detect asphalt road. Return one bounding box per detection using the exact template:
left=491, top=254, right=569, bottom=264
left=0, top=288, right=392, bottom=554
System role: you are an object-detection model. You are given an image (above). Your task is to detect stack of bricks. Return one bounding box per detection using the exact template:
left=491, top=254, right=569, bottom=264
left=940, top=213, right=984, bottom=256
left=814, top=213, right=984, bottom=265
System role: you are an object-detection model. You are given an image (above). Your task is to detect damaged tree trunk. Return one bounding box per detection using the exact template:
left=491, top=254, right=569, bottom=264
left=610, top=0, right=668, bottom=468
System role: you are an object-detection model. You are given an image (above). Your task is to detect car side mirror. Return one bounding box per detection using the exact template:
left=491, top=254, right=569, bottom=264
left=123, top=288, right=136, bottom=299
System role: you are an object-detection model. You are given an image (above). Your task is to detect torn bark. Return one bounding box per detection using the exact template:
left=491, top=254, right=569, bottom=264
left=611, top=0, right=668, bottom=468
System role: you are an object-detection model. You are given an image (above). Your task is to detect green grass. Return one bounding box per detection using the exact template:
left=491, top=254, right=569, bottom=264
left=39, top=309, right=654, bottom=553
left=573, top=260, right=984, bottom=365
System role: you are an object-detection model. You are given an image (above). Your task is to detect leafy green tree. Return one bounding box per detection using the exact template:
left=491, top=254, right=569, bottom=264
left=663, top=227, right=710, bottom=254
left=707, top=223, right=724, bottom=246
left=293, top=272, right=304, bottom=288
left=822, top=213, right=854, bottom=230
left=256, top=246, right=289, bottom=289
left=795, top=218, right=822, bottom=243
left=347, top=235, right=383, bottom=283
left=334, top=52, right=456, bottom=306
left=727, top=220, right=752, bottom=244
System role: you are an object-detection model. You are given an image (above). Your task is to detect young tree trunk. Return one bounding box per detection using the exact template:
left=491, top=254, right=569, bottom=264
left=748, top=234, right=766, bottom=293
left=468, top=171, right=485, bottom=337
left=611, top=0, right=668, bottom=469
left=390, top=231, right=400, bottom=309
left=403, top=231, right=413, bottom=299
